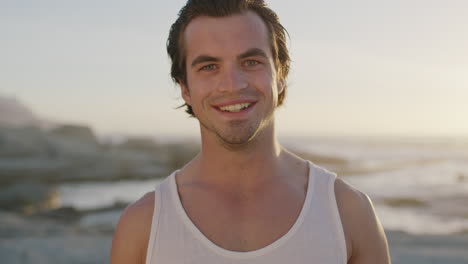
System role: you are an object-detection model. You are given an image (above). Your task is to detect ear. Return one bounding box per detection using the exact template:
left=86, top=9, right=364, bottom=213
left=180, top=81, right=191, bottom=106
left=277, top=79, right=285, bottom=95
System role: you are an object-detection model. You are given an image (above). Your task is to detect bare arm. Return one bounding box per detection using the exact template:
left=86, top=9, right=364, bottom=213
left=110, top=192, right=155, bottom=264
left=335, top=178, right=391, bottom=264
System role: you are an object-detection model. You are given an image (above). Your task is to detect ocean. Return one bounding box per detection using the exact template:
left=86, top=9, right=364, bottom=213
left=58, top=136, right=468, bottom=235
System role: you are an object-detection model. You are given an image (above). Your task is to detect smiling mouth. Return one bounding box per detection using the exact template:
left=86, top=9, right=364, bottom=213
left=218, top=103, right=252, bottom=112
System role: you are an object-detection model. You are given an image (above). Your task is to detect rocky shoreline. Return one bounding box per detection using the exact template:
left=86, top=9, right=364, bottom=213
left=0, top=123, right=197, bottom=263
left=1, top=115, right=467, bottom=263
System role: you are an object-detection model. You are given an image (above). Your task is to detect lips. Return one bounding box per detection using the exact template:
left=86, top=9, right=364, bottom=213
left=212, top=100, right=257, bottom=113
left=212, top=99, right=256, bottom=107
left=218, top=102, right=251, bottom=112
left=213, top=99, right=255, bottom=113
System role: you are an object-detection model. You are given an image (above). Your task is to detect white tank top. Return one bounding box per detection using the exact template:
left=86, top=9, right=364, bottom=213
left=145, top=161, right=347, bottom=264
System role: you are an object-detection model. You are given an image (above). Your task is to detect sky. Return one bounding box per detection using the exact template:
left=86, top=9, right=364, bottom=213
left=1, top=0, right=467, bottom=139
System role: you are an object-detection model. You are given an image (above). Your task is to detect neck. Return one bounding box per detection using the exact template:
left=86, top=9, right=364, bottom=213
left=192, top=121, right=283, bottom=191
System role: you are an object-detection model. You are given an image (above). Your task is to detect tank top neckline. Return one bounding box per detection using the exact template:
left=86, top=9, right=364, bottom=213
left=168, top=161, right=316, bottom=259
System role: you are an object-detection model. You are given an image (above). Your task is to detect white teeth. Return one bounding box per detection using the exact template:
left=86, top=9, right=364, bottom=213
left=219, top=103, right=251, bottom=112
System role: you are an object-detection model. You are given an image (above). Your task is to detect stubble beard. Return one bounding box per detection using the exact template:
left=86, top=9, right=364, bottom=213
left=217, top=119, right=258, bottom=145
left=199, top=112, right=274, bottom=151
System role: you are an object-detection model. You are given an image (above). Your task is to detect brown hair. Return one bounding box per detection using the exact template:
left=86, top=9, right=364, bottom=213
left=167, top=0, right=290, bottom=116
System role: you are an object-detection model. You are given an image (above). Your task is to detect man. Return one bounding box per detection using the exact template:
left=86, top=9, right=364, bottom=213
left=111, top=0, right=391, bottom=263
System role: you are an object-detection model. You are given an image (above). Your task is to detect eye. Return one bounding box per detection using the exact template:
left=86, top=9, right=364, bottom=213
left=199, top=64, right=217, bottom=71
left=244, top=60, right=260, bottom=67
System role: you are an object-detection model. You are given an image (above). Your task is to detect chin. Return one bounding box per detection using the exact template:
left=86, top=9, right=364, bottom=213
left=215, top=126, right=255, bottom=146
left=222, top=135, right=251, bottom=145
left=216, top=130, right=255, bottom=146
left=215, top=121, right=269, bottom=149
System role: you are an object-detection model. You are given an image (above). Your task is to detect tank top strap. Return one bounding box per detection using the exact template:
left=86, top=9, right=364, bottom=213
left=306, top=162, right=347, bottom=263
left=145, top=173, right=174, bottom=264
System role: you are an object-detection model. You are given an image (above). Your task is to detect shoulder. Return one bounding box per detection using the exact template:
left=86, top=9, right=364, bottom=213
left=334, top=178, right=390, bottom=263
left=110, top=191, right=156, bottom=264
left=124, top=191, right=156, bottom=220
left=334, top=177, right=372, bottom=218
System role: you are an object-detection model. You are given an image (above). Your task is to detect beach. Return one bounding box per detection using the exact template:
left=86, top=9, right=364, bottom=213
left=1, top=126, right=468, bottom=263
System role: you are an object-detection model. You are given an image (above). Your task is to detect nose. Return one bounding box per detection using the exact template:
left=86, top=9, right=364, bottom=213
left=217, top=64, right=247, bottom=93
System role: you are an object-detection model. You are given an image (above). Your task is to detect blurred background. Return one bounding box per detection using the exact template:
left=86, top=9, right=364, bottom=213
left=1, top=0, right=467, bottom=263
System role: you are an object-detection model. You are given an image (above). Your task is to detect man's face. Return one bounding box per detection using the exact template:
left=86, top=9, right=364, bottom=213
left=181, top=11, right=283, bottom=146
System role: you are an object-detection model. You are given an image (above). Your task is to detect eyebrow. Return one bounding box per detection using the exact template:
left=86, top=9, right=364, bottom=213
left=237, top=48, right=268, bottom=60
left=191, top=55, right=221, bottom=68
left=190, top=48, right=268, bottom=68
